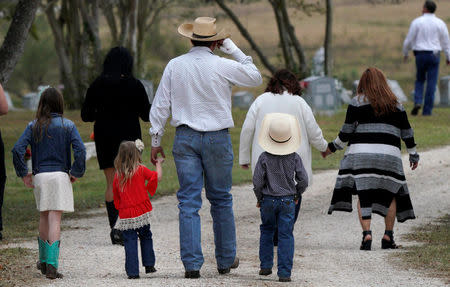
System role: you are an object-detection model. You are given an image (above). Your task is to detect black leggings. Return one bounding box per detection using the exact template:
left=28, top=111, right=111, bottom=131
left=0, top=130, right=6, bottom=231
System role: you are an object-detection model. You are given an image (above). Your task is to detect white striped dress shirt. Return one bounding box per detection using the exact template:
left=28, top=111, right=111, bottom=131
left=403, top=13, right=450, bottom=61
left=149, top=46, right=262, bottom=146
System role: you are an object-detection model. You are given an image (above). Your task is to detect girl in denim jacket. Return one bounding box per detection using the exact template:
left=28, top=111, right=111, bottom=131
left=12, top=87, right=86, bottom=279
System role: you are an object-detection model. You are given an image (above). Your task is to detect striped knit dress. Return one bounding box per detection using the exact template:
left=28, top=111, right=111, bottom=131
left=327, top=96, right=416, bottom=223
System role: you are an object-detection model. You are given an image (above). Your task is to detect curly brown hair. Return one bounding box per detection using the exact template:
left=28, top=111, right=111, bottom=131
left=265, top=69, right=302, bottom=96
left=357, top=67, right=398, bottom=116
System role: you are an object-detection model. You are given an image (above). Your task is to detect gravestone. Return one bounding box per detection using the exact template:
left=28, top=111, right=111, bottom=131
left=84, top=142, right=97, bottom=161
left=311, top=47, right=325, bottom=76
left=410, top=86, right=440, bottom=105
left=353, top=80, right=407, bottom=103
left=4, top=91, right=15, bottom=110
left=233, top=91, right=254, bottom=109
left=439, top=76, right=450, bottom=106
left=140, top=79, right=154, bottom=104
left=22, top=92, right=40, bottom=110
left=302, top=76, right=339, bottom=113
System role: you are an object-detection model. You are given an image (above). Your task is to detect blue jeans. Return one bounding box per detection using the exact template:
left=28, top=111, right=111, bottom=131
left=172, top=125, right=236, bottom=271
left=414, top=51, right=440, bottom=115
left=122, top=225, right=155, bottom=277
left=259, top=195, right=295, bottom=278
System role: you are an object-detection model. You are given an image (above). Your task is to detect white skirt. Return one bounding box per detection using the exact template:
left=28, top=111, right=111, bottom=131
left=33, top=171, right=74, bottom=212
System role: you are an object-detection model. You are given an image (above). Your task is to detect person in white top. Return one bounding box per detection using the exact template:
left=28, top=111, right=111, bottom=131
left=239, top=69, right=328, bottom=243
left=149, top=17, right=262, bottom=278
left=403, top=0, right=450, bottom=116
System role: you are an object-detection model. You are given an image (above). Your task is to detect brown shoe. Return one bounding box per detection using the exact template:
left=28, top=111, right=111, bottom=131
left=46, top=264, right=63, bottom=279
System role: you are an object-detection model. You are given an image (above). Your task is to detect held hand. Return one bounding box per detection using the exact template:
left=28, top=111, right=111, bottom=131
left=295, top=200, right=299, bottom=205
left=256, top=202, right=260, bottom=208
left=151, top=146, right=165, bottom=165
left=410, top=161, right=418, bottom=170
left=22, top=173, right=34, bottom=188
left=219, top=38, right=238, bottom=54
left=156, top=157, right=165, bottom=164
left=240, top=164, right=249, bottom=170
left=321, top=147, right=332, bottom=158
left=70, top=175, right=77, bottom=183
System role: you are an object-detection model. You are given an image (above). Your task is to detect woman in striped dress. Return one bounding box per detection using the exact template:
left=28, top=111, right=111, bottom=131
left=325, top=67, right=419, bottom=251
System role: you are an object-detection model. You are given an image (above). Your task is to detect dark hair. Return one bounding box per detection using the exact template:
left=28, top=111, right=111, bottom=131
left=191, top=40, right=216, bottom=47
left=265, top=69, right=302, bottom=96
left=424, top=1, right=436, bottom=13
left=33, top=87, right=64, bottom=141
left=101, top=46, right=133, bottom=79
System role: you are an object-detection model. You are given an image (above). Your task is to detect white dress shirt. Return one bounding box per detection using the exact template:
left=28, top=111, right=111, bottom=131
left=403, top=13, right=450, bottom=61
left=239, top=91, right=328, bottom=185
left=149, top=46, right=262, bottom=146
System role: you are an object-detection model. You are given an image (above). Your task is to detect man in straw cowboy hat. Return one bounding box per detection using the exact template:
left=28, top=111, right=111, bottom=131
left=253, top=113, right=308, bottom=282
left=149, top=17, right=262, bottom=278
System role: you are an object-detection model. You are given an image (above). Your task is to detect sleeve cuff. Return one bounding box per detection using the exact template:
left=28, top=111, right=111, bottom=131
left=231, top=49, right=247, bottom=62
left=328, top=142, right=337, bottom=153
left=407, top=146, right=417, bottom=155
left=151, top=134, right=161, bottom=147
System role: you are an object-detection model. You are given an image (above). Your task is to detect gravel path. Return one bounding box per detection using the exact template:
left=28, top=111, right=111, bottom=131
left=7, top=146, right=450, bottom=286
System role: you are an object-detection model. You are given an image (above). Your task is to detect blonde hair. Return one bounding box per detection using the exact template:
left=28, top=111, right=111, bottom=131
left=114, top=141, right=142, bottom=191
left=357, top=67, right=398, bottom=116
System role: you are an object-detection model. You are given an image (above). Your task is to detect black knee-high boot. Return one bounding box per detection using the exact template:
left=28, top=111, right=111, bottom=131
left=105, top=201, right=123, bottom=245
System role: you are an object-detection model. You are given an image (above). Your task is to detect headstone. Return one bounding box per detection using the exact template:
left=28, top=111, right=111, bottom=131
left=334, top=79, right=352, bottom=104
left=4, top=91, right=15, bottom=110
left=353, top=79, right=407, bottom=103
left=84, top=142, right=97, bottom=161
left=439, top=75, right=450, bottom=106
left=233, top=91, right=254, bottom=109
left=22, top=92, right=40, bottom=110
left=140, top=79, right=154, bottom=104
left=302, top=76, right=339, bottom=113
left=311, top=47, right=325, bottom=76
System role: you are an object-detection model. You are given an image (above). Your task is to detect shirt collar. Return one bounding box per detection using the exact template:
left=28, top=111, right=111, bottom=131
left=51, top=113, right=62, bottom=118
left=189, top=46, right=214, bottom=55
left=423, top=13, right=435, bottom=17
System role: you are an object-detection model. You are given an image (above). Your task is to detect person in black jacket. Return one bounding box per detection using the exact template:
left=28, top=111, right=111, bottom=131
left=81, top=47, right=150, bottom=245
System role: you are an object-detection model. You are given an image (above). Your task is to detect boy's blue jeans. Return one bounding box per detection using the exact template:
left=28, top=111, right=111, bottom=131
left=414, top=51, right=440, bottom=115
left=259, top=195, right=295, bottom=278
left=122, top=225, right=155, bottom=277
left=172, top=125, right=236, bottom=271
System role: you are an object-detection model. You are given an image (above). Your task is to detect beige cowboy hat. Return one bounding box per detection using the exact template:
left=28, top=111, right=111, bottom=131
left=178, top=17, right=230, bottom=41
left=258, top=113, right=301, bottom=156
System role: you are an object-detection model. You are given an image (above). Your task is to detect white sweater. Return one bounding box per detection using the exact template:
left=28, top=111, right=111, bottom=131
left=239, top=91, right=328, bottom=185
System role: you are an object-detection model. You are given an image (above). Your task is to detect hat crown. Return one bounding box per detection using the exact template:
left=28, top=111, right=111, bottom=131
left=193, top=17, right=217, bottom=36
left=269, top=119, right=291, bottom=143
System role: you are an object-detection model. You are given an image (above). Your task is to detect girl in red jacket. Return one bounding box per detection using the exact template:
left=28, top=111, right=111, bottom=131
left=113, top=139, right=163, bottom=279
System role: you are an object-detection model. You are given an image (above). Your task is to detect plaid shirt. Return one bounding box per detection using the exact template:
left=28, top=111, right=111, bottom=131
left=253, top=152, right=308, bottom=202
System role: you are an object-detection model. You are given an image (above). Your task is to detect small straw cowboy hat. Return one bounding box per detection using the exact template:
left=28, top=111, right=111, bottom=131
left=258, top=113, right=301, bottom=156
left=178, top=17, right=230, bottom=41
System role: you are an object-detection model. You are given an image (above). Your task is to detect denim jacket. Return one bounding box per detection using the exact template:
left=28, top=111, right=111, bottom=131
left=12, top=113, right=86, bottom=178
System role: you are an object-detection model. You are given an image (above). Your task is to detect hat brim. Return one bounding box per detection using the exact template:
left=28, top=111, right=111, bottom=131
left=258, top=113, right=301, bottom=156
left=178, top=23, right=230, bottom=41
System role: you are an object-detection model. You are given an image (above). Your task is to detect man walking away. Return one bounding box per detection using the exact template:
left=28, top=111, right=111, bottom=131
left=403, top=0, right=450, bottom=116
left=149, top=17, right=262, bottom=279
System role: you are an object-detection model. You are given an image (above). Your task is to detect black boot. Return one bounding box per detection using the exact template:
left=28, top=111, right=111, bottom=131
left=105, top=201, right=123, bottom=245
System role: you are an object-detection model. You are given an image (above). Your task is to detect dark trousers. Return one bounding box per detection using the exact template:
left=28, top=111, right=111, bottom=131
left=0, top=130, right=6, bottom=231
left=414, top=51, right=440, bottom=115
left=122, top=225, right=155, bottom=277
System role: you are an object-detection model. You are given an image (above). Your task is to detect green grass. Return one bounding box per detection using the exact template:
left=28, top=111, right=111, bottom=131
left=1, top=106, right=450, bottom=243
left=395, top=215, right=450, bottom=283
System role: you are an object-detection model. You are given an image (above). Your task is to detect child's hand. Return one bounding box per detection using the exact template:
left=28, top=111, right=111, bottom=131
left=156, top=157, right=165, bottom=164
left=22, top=173, right=34, bottom=188
left=70, top=175, right=78, bottom=183
left=321, top=147, right=332, bottom=158
left=295, top=200, right=299, bottom=205
left=256, top=202, right=260, bottom=208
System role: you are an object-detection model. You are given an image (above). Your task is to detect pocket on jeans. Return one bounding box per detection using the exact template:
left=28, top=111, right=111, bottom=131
left=282, top=199, right=295, bottom=213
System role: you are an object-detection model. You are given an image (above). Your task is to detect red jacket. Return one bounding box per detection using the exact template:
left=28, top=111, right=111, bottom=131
left=113, top=165, right=158, bottom=219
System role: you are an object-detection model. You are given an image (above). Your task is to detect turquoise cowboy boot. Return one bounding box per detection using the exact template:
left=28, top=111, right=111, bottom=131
left=37, top=237, right=47, bottom=274
left=45, top=240, right=63, bottom=279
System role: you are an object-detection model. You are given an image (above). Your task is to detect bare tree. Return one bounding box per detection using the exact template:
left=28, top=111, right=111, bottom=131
left=215, top=0, right=321, bottom=78
left=0, top=0, right=40, bottom=85
left=324, top=0, right=333, bottom=77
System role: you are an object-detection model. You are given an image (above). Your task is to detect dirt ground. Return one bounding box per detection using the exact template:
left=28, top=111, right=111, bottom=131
left=4, top=146, right=450, bottom=287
